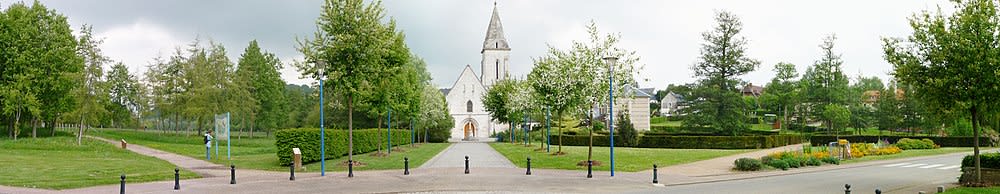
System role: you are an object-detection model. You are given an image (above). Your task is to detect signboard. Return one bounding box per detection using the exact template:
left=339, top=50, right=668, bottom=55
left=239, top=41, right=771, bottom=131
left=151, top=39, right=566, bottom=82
left=215, top=113, right=230, bottom=141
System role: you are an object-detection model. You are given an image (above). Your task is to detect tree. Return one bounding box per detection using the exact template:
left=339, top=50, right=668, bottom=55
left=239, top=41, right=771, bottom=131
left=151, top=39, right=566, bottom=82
left=882, top=0, right=1000, bottom=183
left=801, top=35, right=850, bottom=131
left=760, top=62, right=799, bottom=129
left=822, top=104, right=850, bottom=133
left=235, top=40, right=286, bottom=137
left=847, top=76, right=883, bottom=134
left=682, top=11, right=760, bottom=135
left=527, top=48, right=588, bottom=154
left=482, top=79, right=519, bottom=143
left=106, top=62, right=141, bottom=129
left=70, top=25, right=110, bottom=145
left=416, top=84, right=449, bottom=143
left=0, top=1, right=81, bottom=139
left=875, top=83, right=902, bottom=133
left=296, top=0, right=411, bottom=167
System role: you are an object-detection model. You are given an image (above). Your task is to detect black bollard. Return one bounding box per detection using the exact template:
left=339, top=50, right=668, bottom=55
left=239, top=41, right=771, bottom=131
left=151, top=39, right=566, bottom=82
left=464, top=156, right=470, bottom=174
left=404, top=157, right=410, bottom=175
left=587, top=160, right=593, bottom=178
left=174, top=168, right=180, bottom=190
left=348, top=160, right=354, bottom=178
left=526, top=157, right=532, bottom=175
left=652, top=164, right=659, bottom=184
left=120, top=174, right=126, bottom=194
left=289, top=162, right=295, bottom=181
left=230, top=165, right=236, bottom=184
left=844, top=184, right=851, bottom=194
left=875, top=188, right=881, bottom=194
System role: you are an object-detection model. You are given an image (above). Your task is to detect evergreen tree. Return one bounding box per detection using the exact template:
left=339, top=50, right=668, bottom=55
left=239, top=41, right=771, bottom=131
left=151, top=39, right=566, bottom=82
left=682, top=11, right=760, bottom=135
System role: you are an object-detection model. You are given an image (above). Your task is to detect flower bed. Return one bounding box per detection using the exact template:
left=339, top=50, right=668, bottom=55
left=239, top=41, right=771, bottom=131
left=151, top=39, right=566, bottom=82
left=734, top=140, right=907, bottom=171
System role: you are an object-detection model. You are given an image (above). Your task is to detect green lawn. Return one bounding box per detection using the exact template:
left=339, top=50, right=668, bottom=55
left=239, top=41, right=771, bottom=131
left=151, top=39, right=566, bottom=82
left=0, top=134, right=199, bottom=189
left=841, top=147, right=975, bottom=164
left=90, top=128, right=449, bottom=172
left=941, top=186, right=1000, bottom=194
left=490, top=143, right=752, bottom=172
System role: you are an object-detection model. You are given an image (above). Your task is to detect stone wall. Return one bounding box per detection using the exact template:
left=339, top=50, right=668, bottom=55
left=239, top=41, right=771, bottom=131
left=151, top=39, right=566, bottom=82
left=960, top=167, right=1000, bottom=186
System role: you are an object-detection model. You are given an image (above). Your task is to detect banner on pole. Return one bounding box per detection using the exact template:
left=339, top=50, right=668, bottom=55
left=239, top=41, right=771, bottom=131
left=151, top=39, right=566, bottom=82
left=215, top=113, right=230, bottom=141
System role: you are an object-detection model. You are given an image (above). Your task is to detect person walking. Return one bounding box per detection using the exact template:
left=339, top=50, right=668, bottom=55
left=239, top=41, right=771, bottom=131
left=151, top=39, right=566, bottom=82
left=204, top=130, right=213, bottom=160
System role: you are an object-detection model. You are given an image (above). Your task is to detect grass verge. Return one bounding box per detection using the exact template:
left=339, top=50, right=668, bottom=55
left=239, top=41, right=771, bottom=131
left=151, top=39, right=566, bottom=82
left=0, top=134, right=198, bottom=189
left=941, top=186, right=1000, bottom=194
left=89, top=128, right=449, bottom=172
left=491, top=142, right=752, bottom=172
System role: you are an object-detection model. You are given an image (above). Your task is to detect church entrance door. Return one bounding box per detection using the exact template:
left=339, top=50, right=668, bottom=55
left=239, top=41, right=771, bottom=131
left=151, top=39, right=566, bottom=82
left=463, top=122, right=477, bottom=140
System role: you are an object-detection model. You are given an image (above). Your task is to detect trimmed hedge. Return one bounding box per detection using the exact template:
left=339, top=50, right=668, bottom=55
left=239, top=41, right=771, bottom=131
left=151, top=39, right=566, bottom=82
left=962, top=152, right=1000, bottom=169
left=275, top=128, right=412, bottom=165
left=810, top=135, right=994, bottom=147
left=549, top=134, right=803, bottom=149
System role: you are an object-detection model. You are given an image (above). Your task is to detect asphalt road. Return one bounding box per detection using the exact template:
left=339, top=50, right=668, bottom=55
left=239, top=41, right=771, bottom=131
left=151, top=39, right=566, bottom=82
left=633, top=152, right=980, bottom=194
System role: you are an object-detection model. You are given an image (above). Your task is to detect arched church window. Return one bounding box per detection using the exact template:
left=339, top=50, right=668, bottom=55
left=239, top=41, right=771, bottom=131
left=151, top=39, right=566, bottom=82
left=466, top=100, right=473, bottom=112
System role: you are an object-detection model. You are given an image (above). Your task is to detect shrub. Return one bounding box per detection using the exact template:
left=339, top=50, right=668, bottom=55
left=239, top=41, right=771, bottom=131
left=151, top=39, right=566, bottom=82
left=873, top=146, right=902, bottom=155
left=896, top=138, right=937, bottom=150
left=810, top=135, right=987, bottom=147
left=785, top=158, right=802, bottom=168
left=962, top=153, right=1000, bottom=169
left=734, top=158, right=764, bottom=171
left=805, top=157, right=823, bottom=166
left=821, top=157, right=840, bottom=165
left=766, top=159, right=790, bottom=170
left=275, top=128, right=412, bottom=165
left=616, top=114, right=640, bottom=147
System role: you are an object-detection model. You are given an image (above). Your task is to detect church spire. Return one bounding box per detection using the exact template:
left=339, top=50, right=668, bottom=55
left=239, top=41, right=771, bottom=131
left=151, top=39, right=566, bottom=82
left=482, top=2, right=509, bottom=53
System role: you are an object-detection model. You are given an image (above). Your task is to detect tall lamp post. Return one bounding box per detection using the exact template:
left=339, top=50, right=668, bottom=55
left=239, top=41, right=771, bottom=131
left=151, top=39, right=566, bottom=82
left=603, top=56, right=618, bottom=177
left=314, top=60, right=327, bottom=176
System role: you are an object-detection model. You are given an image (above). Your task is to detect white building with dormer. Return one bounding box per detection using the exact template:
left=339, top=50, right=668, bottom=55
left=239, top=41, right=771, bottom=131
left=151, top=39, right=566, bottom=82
left=440, top=4, right=510, bottom=141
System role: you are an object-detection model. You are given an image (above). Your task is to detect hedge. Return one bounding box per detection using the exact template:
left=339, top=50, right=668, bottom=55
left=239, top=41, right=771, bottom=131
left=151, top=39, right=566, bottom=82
left=275, top=128, right=412, bottom=165
left=809, top=135, right=995, bottom=147
left=962, top=153, right=1000, bottom=169
left=548, top=134, right=803, bottom=149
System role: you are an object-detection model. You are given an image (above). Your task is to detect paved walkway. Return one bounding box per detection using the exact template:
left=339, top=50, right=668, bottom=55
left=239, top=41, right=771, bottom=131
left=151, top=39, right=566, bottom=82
left=658, top=143, right=806, bottom=177
left=421, top=142, right=516, bottom=168
left=87, top=136, right=237, bottom=177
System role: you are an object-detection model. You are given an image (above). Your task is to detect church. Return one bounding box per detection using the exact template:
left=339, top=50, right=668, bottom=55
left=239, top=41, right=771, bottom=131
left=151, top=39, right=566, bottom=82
left=440, top=4, right=510, bottom=141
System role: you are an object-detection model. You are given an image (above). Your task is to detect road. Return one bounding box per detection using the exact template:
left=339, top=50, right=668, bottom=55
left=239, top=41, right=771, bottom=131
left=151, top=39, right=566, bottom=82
left=633, top=152, right=976, bottom=194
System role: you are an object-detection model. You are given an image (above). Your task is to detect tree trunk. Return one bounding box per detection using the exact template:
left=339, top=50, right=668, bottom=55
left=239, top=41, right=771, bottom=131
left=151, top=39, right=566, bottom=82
left=509, top=123, right=514, bottom=144
left=588, top=110, right=594, bottom=163
left=51, top=117, right=58, bottom=137
left=13, top=109, right=21, bottom=141
left=558, top=112, right=563, bottom=154
left=32, top=118, right=38, bottom=138
left=423, top=127, right=428, bottom=143
left=249, top=115, right=257, bottom=139
left=972, top=105, right=982, bottom=184
left=77, top=116, right=85, bottom=145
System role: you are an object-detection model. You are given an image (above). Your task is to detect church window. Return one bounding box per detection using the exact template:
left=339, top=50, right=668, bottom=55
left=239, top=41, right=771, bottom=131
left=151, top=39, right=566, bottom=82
left=466, top=100, right=473, bottom=112
left=495, top=60, right=500, bottom=80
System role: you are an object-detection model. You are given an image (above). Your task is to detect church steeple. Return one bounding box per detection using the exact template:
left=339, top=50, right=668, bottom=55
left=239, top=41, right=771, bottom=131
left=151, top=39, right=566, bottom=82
left=480, top=2, right=511, bottom=88
left=482, top=3, right=510, bottom=53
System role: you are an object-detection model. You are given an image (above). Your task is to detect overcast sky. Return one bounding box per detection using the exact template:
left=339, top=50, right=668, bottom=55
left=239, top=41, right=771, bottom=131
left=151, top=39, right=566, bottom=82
left=1, top=0, right=955, bottom=90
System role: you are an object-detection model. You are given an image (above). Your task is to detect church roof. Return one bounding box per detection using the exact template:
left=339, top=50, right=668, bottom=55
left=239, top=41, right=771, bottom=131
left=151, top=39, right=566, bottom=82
left=440, top=88, right=451, bottom=95
left=482, top=3, right=510, bottom=53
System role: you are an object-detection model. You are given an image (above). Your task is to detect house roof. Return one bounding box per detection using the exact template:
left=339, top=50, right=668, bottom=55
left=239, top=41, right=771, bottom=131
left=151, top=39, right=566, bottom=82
left=741, top=83, right=764, bottom=96
left=629, top=86, right=652, bottom=98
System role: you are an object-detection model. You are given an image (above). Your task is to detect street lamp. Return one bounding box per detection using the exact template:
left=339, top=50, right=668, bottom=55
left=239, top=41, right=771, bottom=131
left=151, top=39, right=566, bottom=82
left=314, top=60, right=327, bottom=176
left=603, top=56, right=618, bottom=177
